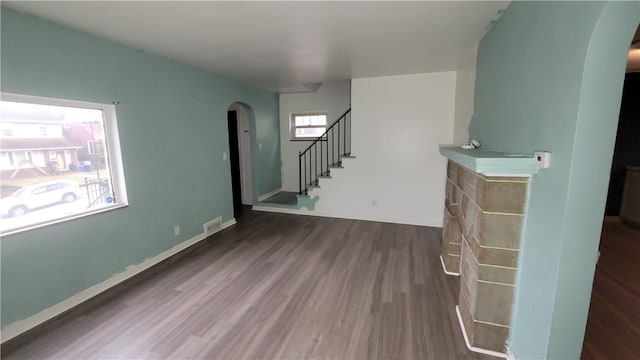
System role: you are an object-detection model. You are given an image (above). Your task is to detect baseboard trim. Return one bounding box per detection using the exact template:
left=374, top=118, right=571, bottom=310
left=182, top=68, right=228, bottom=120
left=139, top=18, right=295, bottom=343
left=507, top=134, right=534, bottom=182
left=455, top=306, right=507, bottom=359
left=1, top=219, right=238, bottom=345
left=222, top=218, right=237, bottom=229
left=252, top=205, right=442, bottom=228
left=252, top=205, right=304, bottom=214
left=257, top=188, right=282, bottom=202
left=440, top=255, right=460, bottom=276
left=506, top=345, right=517, bottom=360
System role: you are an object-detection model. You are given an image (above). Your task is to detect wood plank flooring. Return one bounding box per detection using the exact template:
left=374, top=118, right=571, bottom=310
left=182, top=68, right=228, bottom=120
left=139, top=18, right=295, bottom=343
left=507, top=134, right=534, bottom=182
left=581, top=217, right=640, bottom=359
left=3, top=210, right=494, bottom=359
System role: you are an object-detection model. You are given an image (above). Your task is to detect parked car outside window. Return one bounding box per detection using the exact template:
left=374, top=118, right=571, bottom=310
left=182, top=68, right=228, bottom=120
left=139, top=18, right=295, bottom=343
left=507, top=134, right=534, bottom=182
left=0, top=180, right=81, bottom=217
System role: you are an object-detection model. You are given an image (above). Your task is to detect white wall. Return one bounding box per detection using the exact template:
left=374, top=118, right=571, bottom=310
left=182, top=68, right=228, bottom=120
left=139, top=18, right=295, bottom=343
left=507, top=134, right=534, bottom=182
left=303, top=72, right=456, bottom=226
left=279, top=81, right=351, bottom=192
left=453, top=45, right=478, bottom=145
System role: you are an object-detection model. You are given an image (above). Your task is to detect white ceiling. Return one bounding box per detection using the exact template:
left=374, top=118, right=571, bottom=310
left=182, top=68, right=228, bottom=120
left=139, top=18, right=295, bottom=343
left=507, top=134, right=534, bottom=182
left=3, top=1, right=509, bottom=93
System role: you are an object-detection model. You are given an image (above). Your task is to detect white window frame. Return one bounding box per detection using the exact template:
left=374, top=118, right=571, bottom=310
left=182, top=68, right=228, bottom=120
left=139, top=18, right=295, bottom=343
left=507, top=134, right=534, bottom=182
left=290, top=112, right=328, bottom=140
left=87, top=140, right=98, bottom=155
left=0, top=93, right=129, bottom=236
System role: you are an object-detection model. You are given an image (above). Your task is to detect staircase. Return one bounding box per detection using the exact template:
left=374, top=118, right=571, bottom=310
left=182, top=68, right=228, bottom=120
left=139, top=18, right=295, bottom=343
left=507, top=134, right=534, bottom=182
left=254, top=108, right=354, bottom=211
left=298, top=108, right=352, bottom=197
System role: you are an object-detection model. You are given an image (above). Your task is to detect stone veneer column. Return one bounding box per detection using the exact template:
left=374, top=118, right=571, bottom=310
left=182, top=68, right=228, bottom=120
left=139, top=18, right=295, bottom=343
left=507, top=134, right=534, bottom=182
left=441, top=160, right=528, bottom=354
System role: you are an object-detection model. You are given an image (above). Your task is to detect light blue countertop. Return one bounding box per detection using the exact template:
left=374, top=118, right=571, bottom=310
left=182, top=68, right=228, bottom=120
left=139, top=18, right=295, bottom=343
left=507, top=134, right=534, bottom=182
left=439, top=145, right=539, bottom=176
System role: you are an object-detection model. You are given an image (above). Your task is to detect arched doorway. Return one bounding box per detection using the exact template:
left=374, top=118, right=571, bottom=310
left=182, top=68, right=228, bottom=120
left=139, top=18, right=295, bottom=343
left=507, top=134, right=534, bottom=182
left=227, top=103, right=253, bottom=217
left=502, top=3, right=640, bottom=359
left=581, top=24, right=640, bottom=359
left=545, top=4, right=639, bottom=358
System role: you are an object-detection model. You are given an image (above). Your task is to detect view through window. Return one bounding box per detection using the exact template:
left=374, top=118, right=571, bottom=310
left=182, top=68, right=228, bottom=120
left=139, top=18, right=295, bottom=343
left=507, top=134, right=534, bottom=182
left=291, top=113, right=327, bottom=139
left=0, top=95, right=127, bottom=234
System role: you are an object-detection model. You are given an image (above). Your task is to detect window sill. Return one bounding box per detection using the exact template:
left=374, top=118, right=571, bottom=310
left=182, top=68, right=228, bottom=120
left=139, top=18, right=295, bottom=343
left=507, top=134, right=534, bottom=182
left=0, top=203, right=129, bottom=237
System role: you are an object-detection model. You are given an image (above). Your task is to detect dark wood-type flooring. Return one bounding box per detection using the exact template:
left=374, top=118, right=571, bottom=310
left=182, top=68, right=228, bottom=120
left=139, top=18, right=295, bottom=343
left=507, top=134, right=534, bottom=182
left=581, top=217, right=640, bottom=359
left=3, top=210, right=495, bottom=359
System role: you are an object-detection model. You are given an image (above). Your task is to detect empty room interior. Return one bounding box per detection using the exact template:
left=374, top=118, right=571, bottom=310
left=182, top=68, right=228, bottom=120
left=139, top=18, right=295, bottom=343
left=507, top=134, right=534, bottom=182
left=0, top=2, right=639, bottom=360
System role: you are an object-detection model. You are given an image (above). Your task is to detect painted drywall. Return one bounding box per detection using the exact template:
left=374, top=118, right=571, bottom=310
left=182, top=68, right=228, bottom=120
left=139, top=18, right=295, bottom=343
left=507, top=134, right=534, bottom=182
left=279, top=81, right=351, bottom=192
left=0, top=9, right=280, bottom=329
left=304, top=72, right=455, bottom=226
left=469, top=2, right=639, bottom=359
left=453, top=45, right=478, bottom=145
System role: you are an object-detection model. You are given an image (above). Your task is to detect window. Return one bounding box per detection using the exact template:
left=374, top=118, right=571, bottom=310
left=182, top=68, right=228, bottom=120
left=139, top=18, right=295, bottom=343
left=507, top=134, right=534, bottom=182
left=13, top=152, right=25, bottom=164
left=0, top=93, right=128, bottom=235
left=87, top=140, right=104, bottom=155
left=290, top=112, right=327, bottom=140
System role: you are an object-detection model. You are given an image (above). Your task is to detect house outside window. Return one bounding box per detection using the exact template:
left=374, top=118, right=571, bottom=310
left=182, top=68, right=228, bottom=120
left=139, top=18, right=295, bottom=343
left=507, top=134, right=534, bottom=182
left=0, top=93, right=128, bottom=235
left=87, top=140, right=104, bottom=155
left=290, top=112, right=327, bottom=140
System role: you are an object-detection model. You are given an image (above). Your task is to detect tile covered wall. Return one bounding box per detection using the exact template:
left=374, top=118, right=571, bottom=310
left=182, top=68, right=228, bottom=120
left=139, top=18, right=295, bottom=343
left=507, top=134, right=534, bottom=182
left=441, top=161, right=528, bottom=353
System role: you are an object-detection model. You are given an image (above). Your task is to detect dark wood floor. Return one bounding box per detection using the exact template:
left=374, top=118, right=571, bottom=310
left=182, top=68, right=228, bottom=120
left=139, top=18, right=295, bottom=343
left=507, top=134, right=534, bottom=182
left=581, top=217, right=640, bottom=359
left=3, top=210, right=495, bottom=360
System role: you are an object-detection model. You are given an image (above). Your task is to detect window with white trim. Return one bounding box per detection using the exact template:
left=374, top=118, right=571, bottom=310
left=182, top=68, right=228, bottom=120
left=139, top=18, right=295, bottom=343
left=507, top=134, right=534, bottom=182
left=290, top=112, right=327, bottom=140
left=87, top=140, right=104, bottom=155
left=0, top=93, right=128, bottom=235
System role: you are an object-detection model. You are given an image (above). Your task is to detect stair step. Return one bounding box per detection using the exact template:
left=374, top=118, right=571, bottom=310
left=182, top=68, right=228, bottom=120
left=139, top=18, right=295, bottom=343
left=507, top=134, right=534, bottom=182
left=329, top=162, right=343, bottom=168
left=318, top=174, right=332, bottom=179
left=258, top=191, right=299, bottom=206
left=341, top=154, right=356, bottom=159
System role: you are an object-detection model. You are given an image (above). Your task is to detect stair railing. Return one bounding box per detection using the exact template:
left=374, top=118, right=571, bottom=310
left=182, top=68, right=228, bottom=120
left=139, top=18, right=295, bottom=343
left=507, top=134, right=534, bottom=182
left=299, top=108, right=351, bottom=195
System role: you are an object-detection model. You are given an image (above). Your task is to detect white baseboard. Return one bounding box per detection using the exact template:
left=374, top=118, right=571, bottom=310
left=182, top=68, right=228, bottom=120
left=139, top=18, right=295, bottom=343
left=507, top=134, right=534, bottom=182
left=222, top=218, right=237, bottom=229
left=252, top=205, right=442, bottom=228
left=258, top=188, right=282, bottom=202
left=440, top=255, right=460, bottom=276
left=1, top=218, right=238, bottom=343
left=506, top=345, right=517, bottom=360
left=455, top=306, right=507, bottom=359
left=252, top=205, right=304, bottom=214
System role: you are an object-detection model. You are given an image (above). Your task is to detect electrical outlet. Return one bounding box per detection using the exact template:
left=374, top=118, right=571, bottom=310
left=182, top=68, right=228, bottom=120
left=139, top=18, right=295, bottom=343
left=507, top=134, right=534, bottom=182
left=372, top=198, right=377, bottom=206
left=174, top=225, right=180, bottom=236
left=222, top=152, right=228, bottom=161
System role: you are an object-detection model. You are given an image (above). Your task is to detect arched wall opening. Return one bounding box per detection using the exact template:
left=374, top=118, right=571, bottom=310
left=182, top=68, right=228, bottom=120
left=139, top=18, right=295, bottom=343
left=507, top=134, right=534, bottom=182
left=511, top=3, right=640, bottom=359
left=227, top=102, right=255, bottom=216
left=466, top=2, right=640, bottom=359
left=544, top=5, right=640, bottom=358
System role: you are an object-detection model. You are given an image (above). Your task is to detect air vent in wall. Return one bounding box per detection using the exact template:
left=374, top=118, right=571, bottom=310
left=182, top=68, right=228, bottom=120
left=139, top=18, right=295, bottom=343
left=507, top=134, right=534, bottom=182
left=203, top=217, right=223, bottom=236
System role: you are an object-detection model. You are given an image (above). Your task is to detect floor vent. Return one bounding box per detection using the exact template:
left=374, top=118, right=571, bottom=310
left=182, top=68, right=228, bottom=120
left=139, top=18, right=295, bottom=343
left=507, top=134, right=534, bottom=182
left=203, top=217, right=223, bottom=236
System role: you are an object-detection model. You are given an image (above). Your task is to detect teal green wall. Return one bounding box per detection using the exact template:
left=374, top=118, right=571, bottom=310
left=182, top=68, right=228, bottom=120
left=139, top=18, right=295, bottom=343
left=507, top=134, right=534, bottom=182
left=0, top=9, right=281, bottom=327
left=470, top=2, right=639, bottom=359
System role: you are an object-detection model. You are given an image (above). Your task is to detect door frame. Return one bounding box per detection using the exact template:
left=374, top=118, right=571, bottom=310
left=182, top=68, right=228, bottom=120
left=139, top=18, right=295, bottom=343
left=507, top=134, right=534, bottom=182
left=227, top=103, right=253, bottom=206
